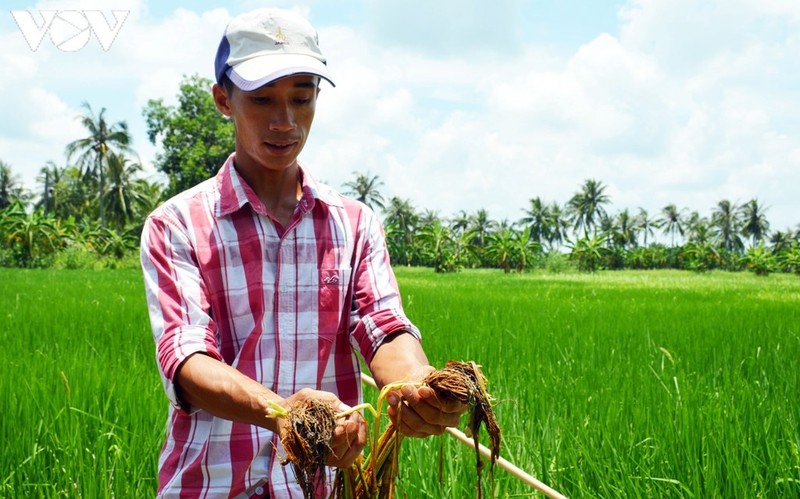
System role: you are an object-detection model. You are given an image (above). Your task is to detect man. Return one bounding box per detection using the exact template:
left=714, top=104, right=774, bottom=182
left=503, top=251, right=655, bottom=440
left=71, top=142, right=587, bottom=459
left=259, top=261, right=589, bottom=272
left=141, top=8, right=465, bottom=498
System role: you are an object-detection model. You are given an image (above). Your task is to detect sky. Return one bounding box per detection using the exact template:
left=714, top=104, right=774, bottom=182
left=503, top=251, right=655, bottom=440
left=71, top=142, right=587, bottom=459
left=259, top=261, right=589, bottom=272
left=2, top=0, right=799, bottom=232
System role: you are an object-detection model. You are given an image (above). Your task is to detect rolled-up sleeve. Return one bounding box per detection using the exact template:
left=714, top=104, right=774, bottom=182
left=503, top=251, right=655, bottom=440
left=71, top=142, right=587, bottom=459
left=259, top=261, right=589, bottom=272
left=140, top=213, right=222, bottom=409
left=349, top=211, right=421, bottom=364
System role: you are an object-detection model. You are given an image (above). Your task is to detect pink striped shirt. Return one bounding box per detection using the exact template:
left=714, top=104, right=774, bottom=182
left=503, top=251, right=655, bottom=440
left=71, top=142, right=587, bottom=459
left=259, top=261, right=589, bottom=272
left=140, top=154, right=420, bottom=498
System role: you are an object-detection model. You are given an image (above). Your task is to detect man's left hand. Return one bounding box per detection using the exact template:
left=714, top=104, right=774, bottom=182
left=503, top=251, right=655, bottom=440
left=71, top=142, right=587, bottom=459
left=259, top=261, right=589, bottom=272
left=384, top=369, right=467, bottom=438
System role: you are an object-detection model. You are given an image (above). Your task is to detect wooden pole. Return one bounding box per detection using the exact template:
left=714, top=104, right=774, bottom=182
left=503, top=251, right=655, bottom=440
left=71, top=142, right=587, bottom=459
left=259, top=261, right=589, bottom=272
left=360, top=373, right=568, bottom=499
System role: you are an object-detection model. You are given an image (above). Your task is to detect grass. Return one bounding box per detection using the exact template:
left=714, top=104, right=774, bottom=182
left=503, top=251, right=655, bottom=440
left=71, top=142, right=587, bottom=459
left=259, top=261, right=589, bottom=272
left=1, top=269, right=161, bottom=498
left=393, top=268, right=800, bottom=498
left=1, top=267, right=799, bottom=497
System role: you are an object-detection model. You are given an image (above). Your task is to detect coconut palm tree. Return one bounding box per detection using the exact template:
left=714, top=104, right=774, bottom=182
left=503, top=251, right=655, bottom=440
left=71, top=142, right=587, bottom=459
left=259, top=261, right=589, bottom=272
left=383, top=197, right=417, bottom=237
left=658, top=204, right=686, bottom=247
left=135, top=179, right=165, bottom=217
left=568, top=178, right=610, bottom=239
left=450, top=209, right=471, bottom=235
left=568, top=234, right=607, bottom=272
left=711, top=199, right=743, bottom=254
left=686, top=211, right=713, bottom=244
left=739, top=198, right=770, bottom=248
left=65, top=102, right=134, bottom=228
left=383, top=197, right=418, bottom=265
left=104, top=153, right=151, bottom=232
left=0, top=161, right=28, bottom=210
left=770, top=229, right=796, bottom=253
left=519, top=197, right=551, bottom=246
left=417, top=219, right=456, bottom=272
left=50, top=166, right=94, bottom=222
left=636, top=208, right=658, bottom=247
left=511, top=230, right=539, bottom=272
left=599, top=212, right=615, bottom=247
left=452, top=224, right=481, bottom=268
left=466, top=208, right=497, bottom=250
left=547, top=202, right=570, bottom=250
left=418, top=209, right=441, bottom=228
left=484, top=226, right=518, bottom=273
left=342, top=171, right=385, bottom=211
left=35, top=161, right=65, bottom=214
left=611, top=209, right=638, bottom=249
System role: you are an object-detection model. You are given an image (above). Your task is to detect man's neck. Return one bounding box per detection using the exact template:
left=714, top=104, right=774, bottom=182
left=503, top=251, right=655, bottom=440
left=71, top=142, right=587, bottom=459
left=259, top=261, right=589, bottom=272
left=234, top=160, right=303, bottom=227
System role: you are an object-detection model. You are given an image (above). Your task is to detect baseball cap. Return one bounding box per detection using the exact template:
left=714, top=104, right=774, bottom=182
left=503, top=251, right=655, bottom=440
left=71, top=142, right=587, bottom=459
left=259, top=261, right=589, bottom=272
left=214, top=8, right=335, bottom=90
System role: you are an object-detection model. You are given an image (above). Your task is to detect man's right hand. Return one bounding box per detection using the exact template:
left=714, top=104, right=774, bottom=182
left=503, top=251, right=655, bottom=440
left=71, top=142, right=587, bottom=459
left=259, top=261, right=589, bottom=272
left=176, top=354, right=367, bottom=467
left=275, top=388, right=367, bottom=468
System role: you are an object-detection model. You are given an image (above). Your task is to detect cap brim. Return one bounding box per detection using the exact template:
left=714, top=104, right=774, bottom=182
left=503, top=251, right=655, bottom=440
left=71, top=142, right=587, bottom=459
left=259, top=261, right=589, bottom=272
left=228, top=54, right=335, bottom=90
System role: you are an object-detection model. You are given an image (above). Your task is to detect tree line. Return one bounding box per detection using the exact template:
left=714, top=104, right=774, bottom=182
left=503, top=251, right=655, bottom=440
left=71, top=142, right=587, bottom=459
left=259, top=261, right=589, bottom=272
left=362, top=176, right=800, bottom=275
left=2, top=75, right=799, bottom=276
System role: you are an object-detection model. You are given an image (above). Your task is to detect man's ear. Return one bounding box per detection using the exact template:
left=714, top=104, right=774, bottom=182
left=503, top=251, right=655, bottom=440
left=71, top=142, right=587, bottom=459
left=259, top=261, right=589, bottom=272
left=212, top=84, right=233, bottom=117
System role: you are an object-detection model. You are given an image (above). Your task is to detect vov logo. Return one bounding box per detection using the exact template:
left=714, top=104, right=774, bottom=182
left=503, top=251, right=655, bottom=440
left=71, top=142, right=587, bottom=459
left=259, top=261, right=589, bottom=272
left=11, top=10, right=129, bottom=52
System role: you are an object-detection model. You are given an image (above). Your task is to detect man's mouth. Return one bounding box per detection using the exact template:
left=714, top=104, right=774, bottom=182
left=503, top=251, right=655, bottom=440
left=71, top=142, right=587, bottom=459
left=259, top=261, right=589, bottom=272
left=264, top=141, right=295, bottom=154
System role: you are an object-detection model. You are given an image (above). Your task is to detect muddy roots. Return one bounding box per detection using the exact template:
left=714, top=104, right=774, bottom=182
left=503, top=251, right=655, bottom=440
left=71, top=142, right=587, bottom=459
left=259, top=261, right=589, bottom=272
left=424, top=360, right=502, bottom=498
left=290, top=361, right=502, bottom=499
left=279, top=398, right=337, bottom=499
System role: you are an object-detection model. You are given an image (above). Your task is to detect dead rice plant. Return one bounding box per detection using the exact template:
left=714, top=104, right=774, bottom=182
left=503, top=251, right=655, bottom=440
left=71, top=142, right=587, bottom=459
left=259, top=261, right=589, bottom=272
left=274, top=361, right=501, bottom=499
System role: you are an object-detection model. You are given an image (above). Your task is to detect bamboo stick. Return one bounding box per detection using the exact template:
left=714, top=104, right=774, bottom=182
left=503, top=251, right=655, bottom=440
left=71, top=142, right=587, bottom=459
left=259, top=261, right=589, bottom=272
left=360, top=372, right=569, bottom=499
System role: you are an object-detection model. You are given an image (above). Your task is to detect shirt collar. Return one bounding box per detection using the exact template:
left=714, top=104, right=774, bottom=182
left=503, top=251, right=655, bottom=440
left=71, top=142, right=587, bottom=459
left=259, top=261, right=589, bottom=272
left=215, top=154, right=343, bottom=218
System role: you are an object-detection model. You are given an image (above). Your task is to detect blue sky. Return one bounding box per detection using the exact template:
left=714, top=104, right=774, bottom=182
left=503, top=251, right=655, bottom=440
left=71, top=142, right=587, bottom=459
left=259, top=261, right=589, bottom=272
left=2, top=0, right=799, bottom=234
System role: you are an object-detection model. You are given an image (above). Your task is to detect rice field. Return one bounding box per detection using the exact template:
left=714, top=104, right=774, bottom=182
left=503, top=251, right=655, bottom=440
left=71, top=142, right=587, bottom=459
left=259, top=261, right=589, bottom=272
left=1, top=267, right=798, bottom=498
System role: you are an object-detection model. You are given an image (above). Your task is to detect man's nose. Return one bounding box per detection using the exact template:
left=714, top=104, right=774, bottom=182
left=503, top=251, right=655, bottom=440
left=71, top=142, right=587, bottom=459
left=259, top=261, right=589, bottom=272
left=269, top=102, right=295, bottom=131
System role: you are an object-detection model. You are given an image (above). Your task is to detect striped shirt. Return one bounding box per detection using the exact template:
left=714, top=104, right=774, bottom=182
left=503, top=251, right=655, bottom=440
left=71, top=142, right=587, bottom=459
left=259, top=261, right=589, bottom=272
left=140, top=154, right=420, bottom=498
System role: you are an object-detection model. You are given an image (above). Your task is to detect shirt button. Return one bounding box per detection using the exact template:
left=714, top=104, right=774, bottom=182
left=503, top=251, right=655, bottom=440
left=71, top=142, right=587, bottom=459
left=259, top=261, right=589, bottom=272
left=255, top=486, right=264, bottom=496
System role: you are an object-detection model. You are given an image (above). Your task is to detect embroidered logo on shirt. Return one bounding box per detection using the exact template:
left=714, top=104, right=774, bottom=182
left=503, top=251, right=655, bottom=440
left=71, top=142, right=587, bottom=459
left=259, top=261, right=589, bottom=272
left=323, top=275, right=339, bottom=285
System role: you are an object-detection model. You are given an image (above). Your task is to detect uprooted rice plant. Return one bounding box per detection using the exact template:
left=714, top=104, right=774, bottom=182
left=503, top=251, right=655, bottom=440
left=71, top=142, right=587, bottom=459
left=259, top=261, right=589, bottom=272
left=278, top=399, right=338, bottom=498
left=274, top=361, right=502, bottom=498
left=422, top=361, right=501, bottom=497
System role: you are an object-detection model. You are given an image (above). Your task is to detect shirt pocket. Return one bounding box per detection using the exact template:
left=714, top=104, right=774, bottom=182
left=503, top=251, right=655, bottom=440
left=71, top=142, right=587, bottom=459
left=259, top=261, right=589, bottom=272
left=318, top=268, right=352, bottom=314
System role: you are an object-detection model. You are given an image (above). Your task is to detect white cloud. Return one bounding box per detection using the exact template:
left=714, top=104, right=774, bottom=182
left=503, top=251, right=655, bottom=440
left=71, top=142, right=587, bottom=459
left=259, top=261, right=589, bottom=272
left=2, top=0, right=799, bottom=233
left=123, top=8, right=230, bottom=105
left=311, top=0, right=800, bottom=229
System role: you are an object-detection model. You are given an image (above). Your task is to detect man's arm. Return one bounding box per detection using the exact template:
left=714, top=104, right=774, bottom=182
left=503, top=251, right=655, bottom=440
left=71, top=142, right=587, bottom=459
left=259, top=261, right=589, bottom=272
left=369, top=333, right=466, bottom=438
left=176, top=353, right=366, bottom=467
left=175, top=353, right=284, bottom=430
left=368, top=332, right=430, bottom=389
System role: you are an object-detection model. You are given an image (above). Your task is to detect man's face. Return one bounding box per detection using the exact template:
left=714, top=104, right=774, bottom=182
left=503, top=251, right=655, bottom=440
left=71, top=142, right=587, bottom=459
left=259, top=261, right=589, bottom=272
left=215, top=74, right=319, bottom=175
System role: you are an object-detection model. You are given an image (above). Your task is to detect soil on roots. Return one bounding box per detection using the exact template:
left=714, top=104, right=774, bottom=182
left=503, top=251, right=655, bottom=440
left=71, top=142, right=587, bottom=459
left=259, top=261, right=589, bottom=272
left=280, top=398, right=337, bottom=499
left=424, top=360, right=502, bottom=498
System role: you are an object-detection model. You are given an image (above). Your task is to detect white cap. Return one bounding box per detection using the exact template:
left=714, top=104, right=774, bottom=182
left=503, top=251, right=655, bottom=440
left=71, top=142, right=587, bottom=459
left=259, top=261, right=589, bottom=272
left=214, top=8, right=334, bottom=90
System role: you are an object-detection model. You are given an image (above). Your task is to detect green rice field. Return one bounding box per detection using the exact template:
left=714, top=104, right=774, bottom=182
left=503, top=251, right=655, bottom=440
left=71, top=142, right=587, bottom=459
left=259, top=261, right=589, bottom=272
left=2, top=267, right=799, bottom=498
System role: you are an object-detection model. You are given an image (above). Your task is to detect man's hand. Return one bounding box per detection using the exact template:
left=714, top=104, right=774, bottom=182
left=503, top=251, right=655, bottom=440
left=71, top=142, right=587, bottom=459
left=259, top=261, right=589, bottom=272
left=275, top=388, right=367, bottom=468
left=328, top=408, right=366, bottom=467
left=369, top=333, right=469, bottom=438
left=175, top=355, right=367, bottom=468
left=384, top=368, right=468, bottom=438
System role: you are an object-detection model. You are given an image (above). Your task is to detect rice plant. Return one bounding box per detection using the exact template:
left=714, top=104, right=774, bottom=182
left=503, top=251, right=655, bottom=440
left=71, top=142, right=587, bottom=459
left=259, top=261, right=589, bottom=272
left=1, top=267, right=798, bottom=497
